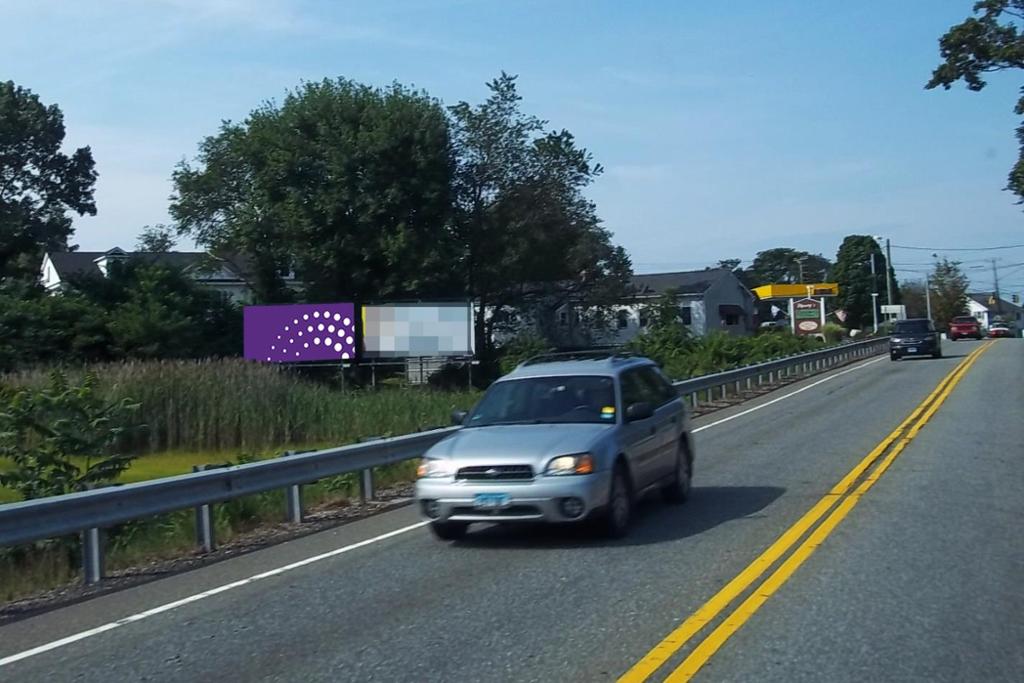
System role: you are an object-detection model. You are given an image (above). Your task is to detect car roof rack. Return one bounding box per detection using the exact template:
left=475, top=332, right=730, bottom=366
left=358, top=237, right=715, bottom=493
left=519, top=349, right=640, bottom=366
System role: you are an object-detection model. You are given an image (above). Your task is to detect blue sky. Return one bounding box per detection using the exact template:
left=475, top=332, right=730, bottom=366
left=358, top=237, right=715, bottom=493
left=3, top=0, right=1022, bottom=292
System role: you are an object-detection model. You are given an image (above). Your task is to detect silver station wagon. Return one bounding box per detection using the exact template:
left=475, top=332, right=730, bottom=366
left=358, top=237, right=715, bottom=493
left=415, top=351, right=694, bottom=540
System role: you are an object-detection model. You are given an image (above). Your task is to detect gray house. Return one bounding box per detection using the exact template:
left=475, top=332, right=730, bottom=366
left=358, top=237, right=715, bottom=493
left=594, top=268, right=756, bottom=345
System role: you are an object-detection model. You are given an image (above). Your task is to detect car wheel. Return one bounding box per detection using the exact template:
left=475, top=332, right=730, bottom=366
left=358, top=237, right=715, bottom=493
left=890, top=353, right=899, bottom=361
left=663, top=440, right=693, bottom=504
left=932, top=348, right=942, bottom=359
left=601, top=465, right=632, bottom=539
left=429, top=521, right=468, bottom=541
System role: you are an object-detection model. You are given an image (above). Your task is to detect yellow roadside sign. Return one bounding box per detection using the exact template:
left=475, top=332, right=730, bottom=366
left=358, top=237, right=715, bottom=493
left=751, top=283, right=839, bottom=299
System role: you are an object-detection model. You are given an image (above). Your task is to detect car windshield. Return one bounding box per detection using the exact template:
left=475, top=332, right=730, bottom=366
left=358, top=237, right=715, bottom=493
left=894, top=320, right=931, bottom=334
left=466, top=375, right=617, bottom=426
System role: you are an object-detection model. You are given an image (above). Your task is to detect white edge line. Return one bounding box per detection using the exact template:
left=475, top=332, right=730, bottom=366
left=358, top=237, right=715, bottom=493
left=0, top=354, right=887, bottom=668
left=0, top=521, right=428, bottom=668
left=692, top=355, right=886, bottom=433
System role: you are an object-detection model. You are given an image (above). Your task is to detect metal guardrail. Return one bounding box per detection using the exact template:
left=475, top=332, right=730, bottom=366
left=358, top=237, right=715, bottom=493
left=0, top=336, right=888, bottom=584
left=671, top=336, right=890, bottom=406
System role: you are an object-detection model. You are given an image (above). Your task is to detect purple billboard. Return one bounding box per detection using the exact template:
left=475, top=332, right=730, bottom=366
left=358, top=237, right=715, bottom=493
left=244, top=303, right=357, bottom=363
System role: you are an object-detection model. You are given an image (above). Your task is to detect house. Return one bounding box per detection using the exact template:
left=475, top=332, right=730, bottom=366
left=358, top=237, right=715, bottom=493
left=596, top=269, right=756, bottom=345
left=40, top=247, right=299, bottom=303
left=489, top=268, right=756, bottom=348
left=966, top=292, right=1024, bottom=331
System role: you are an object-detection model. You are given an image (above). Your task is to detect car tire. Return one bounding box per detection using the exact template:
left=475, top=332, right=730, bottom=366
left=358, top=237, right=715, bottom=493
left=429, top=521, right=468, bottom=541
left=932, top=348, right=942, bottom=359
left=663, top=440, right=693, bottom=505
left=601, top=465, right=632, bottom=539
left=890, top=353, right=899, bottom=361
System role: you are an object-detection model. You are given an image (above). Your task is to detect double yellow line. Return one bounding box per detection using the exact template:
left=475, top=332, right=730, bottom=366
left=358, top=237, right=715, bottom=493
left=619, top=342, right=993, bottom=683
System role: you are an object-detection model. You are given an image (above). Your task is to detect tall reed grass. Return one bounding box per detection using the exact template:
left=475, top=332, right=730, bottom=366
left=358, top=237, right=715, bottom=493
left=2, top=359, right=480, bottom=454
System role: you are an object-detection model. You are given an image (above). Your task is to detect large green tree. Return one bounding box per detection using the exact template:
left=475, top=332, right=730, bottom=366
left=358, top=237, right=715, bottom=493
left=929, top=258, right=970, bottom=329
left=0, top=81, right=97, bottom=282
left=928, top=1, right=1024, bottom=203
left=449, top=73, right=631, bottom=352
left=746, top=248, right=832, bottom=286
left=899, top=280, right=930, bottom=318
left=832, top=236, right=897, bottom=329
left=171, top=78, right=457, bottom=303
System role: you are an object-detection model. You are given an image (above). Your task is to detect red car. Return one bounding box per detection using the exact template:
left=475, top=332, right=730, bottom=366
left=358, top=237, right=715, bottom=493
left=948, top=316, right=983, bottom=340
left=988, top=323, right=1014, bottom=338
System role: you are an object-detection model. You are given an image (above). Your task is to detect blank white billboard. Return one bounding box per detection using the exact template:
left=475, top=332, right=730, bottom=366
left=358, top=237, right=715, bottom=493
left=361, top=302, right=474, bottom=358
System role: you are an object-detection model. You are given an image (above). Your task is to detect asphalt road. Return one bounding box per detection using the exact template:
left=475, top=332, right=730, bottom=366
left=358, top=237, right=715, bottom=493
left=1, top=338, right=1020, bottom=682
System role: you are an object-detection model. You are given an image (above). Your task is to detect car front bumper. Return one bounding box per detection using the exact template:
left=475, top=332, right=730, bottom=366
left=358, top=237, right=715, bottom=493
left=415, top=471, right=613, bottom=524
left=890, top=340, right=938, bottom=355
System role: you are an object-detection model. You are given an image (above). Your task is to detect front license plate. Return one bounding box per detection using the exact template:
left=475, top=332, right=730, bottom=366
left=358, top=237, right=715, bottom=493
left=907, top=347, right=917, bottom=353
left=473, top=493, right=510, bottom=509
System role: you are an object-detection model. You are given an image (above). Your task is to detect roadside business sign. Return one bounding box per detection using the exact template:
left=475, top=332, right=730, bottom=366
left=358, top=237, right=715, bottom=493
left=793, top=298, right=822, bottom=335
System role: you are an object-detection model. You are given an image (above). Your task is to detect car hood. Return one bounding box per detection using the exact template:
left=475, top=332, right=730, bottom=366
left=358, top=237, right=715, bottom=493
left=425, top=423, right=612, bottom=469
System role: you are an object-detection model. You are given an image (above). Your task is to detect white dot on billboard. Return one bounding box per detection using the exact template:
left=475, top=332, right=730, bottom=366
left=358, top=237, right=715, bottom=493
left=334, top=343, right=342, bottom=352
left=304, top=343, right=309, bottom=348
left=323, top=310, right=330, bottom=318
left=266, top=357, right=271, bottom=361
left=342, top=352, right=350, bottom=359
left=314, top=338, right=321, bottom=345
left=296, top=352, right=300, bottom=357
left=325, top=337, right=332, bottom=346
left=346, top=336, right=353, bottom=344
left=314, top=311, right=320, bottom=318
left=317, top=323, right=324, bottom=331
left=298, top=331, right=302, bottom=337
left=334, top=313, right=341, bottom=321
left=284, top=326, right=289, bottom=331
left=328, top=324, right=335, bottom=332
left=343, top=317, right=351, bottom=326
left=293, top=319, right=298, bottom=325
left=290, top=339, right=294, bottom=344
left=271, top=345, right=275, bottom=350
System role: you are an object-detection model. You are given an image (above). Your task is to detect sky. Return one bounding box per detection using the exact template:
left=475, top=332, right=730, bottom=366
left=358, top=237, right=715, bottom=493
left=3, top=0, right=1023, bottom=294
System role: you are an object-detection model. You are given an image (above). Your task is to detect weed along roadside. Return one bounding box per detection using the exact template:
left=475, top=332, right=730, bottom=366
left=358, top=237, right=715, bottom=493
left=0, top=337, right=880, bottom=610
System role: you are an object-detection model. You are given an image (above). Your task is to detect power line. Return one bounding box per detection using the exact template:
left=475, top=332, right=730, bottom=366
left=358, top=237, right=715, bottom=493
left=891, top=243, right=1024, bottom=252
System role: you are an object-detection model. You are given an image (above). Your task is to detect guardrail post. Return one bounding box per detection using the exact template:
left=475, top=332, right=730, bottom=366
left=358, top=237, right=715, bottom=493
left=691, top=392, right=698, bottom=408
left=81, top=527, right=104, bottom=585
left=286, top=484, right=303, bottom=523
left=359, top=468, right=375, bottom=503
left=192, top=465, right=216, bottom=552
left=735, top=380, right=742, bottom=394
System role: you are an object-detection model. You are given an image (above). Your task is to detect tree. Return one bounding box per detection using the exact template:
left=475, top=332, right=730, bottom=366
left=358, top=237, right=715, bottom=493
left=832, top=236, right=892, bottom=329
left=0, top=370, right=142, bottom=500
left=0, top=81, right=97, bottom=282
left=899, top=280, right=930, bottom=319
left=70, top=259, right=242, bottom=359
left=746, top=248, right=832, bottom=286
left=135, top=224, right=176, bottom=252
left=171, top=78, right=456, bottom=304
left=0, top=283, right=112, bottom=372
left=928, top=1, right=1024, bottom=203
left=929, top=258, right=970, bottom=329
left=449, top=73, right=631, bottom=353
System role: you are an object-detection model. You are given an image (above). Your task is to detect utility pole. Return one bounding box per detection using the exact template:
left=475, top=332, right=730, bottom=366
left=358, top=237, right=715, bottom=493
left=885, top=238, right=894, bottom=306
left=991, top=258, right=1002, bottom=314
left=795, top=256, right=807, bottom=284
left=925, top=272, right=932, bottom=320
left=870, top=252, right=878, bottom=324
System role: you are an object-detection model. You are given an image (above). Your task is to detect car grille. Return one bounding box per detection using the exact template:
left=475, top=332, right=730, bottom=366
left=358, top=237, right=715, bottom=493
left=456, top=465, right=534, bottom=481
left=451, top=505, right=542, bottom=518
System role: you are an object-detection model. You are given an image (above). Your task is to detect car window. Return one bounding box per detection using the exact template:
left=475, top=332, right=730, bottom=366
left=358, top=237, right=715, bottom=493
left=952, top=317, right=976, bottom=324
left=893, top=320, right=931, bottom=334
left=620, top=369, right=657, bottom=408
left=637, top=366, right=678, bottom=406
left=467, top=375, right=617, bottom=426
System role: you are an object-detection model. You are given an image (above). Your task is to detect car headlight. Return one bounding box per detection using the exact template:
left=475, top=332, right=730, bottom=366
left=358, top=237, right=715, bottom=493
left=416, top=458, right=455, bottom=478
left=891, top=338, right=904, bottom=343
left=545, top=453, right=595, bottom=476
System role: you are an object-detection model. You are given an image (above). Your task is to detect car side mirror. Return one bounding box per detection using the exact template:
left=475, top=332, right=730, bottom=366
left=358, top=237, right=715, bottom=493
left=451, top=409, right=468, bottom=426
left=626, top=402, right=654, bottom=421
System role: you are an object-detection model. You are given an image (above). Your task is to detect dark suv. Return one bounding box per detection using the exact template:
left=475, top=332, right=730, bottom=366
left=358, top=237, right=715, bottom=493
left=890, top=318, right=942, bottom=360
